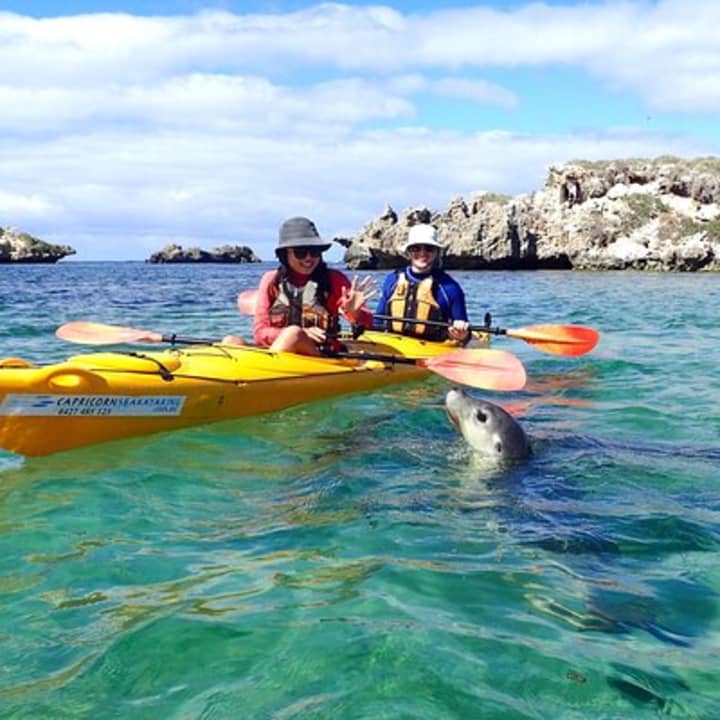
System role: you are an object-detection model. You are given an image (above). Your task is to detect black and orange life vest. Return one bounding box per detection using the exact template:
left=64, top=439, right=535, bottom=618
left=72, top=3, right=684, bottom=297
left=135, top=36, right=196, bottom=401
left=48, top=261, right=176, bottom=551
left=386, top=270, right=446, bottom=341
left=268, top=270, right=340, bottom=334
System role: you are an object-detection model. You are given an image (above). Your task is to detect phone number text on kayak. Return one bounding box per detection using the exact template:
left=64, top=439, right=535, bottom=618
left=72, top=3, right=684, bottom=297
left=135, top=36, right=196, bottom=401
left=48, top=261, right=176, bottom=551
left=0, top=394, right=187, bottom=417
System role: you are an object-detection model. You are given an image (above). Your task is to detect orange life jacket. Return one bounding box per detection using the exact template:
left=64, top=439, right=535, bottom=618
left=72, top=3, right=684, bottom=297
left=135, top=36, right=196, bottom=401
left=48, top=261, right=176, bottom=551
left=387, top=271, right=446, bottom=340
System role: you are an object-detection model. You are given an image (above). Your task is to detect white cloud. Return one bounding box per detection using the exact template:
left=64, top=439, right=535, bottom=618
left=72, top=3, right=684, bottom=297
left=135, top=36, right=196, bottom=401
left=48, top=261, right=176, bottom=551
left=0, top=74, right=418, bottom=134
left=0, top=2, right=718, bottom=260
left=1, top=124, right=710, bottom=260
left=0, top=189, right=55, bottom=216
left=430, top=78, right=518, bottom=108
left=2, top=2, right=719, bottom=108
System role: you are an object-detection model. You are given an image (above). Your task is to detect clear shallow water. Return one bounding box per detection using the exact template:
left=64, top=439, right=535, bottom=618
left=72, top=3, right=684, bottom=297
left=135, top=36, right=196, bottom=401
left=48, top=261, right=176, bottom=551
left=0, top=262, right=719, bottom=719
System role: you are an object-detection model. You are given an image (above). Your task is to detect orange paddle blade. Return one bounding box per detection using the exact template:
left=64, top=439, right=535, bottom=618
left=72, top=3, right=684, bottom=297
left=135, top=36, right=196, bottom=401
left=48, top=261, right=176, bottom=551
left=507, top=324, right=599, bottom=357
left=237, top=289, right=258, bottom=315
left=56, top=321, right=164, bottom=345
left=421, top=348, right=526, bottom=391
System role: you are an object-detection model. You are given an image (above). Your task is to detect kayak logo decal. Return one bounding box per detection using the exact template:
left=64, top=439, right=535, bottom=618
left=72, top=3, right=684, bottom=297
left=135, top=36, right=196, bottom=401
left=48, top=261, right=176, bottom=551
left=0, top=394, right=187, bottom=417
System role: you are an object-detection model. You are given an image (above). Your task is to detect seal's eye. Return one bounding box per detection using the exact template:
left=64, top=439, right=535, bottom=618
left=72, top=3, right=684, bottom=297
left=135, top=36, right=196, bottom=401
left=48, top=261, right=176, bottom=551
left=475, top=410, right=487, bottom=423
left=495, top=442, right=503, bottom=454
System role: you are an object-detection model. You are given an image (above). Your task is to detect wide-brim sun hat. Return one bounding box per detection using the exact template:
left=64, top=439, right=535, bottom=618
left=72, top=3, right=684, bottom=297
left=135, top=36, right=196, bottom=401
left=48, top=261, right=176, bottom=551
left=401, top=223, right=444, bottom=253
left=276, top=216, right=332, bottom=251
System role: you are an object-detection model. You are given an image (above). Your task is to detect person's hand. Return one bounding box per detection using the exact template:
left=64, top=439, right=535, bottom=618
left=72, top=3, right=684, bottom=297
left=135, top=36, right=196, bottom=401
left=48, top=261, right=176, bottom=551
left=305, top=326, right=327, bottom=344
left=340, top=275, right=377, bottom=317
left=448, top=320, right=470, bottom=342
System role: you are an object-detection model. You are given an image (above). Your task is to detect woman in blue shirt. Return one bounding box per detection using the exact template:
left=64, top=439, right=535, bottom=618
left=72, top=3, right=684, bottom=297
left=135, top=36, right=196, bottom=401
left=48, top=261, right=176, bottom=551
left=374, top=224, right=470, bottom=343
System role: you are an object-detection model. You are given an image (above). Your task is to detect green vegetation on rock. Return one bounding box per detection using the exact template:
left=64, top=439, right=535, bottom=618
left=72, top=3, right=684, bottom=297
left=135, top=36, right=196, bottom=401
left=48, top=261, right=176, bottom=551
left=0, top=226, right=75, bottom=263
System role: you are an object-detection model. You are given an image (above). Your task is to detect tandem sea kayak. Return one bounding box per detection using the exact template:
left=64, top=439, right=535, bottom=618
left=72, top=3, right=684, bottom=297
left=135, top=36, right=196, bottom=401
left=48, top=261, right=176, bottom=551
left=0, top=330, right=503, bottom=458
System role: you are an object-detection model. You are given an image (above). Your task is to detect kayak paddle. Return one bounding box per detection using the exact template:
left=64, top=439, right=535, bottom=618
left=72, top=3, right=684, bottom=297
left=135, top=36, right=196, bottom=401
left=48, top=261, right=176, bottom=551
left=237, top=289, right=258, bottom=315
left=236, top=288, right=598, bottom=357
left=56, top=321, right=215, bottom=346
left=56, top=321, right=526, bottom=391
left=361, top=347, right=527, bottom=391
left=374, top=315, right=599, bottom=357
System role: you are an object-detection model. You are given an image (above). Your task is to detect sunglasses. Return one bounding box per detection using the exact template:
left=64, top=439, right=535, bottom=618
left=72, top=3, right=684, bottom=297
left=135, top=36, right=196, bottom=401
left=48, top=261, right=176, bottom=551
left=291, top=246, right=323, bottom=259
left=408, top=244, right=438, bottom=253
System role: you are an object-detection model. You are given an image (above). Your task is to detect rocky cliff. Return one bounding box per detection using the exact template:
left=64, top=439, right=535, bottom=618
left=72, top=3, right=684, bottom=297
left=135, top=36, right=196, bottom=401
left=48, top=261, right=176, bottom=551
left=341, top=157, right=720, bottom=272
left=147, top=244, right=261, bottom=263
left=0, top=227, right=75, bottom=263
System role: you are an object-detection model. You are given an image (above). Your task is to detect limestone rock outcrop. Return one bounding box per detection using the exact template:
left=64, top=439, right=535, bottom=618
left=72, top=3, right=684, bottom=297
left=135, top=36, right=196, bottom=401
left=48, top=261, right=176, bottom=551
left=0, top=226, right=75, bottom=263
left=147, top=244, right=261, bottom=264
left=342, top=157, right=720, bottom=272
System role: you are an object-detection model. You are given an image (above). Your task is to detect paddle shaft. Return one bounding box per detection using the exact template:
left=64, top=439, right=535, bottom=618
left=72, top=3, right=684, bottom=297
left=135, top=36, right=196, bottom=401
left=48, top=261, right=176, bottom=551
left=61, top=323, right=438, bottom=363
left=327, top=347, right=527, bottom=391
left=54, top=321, right=526, bottom=389
left=234, top=293, right=596, bottom=356
left=373, top=313, right=505, bottom=336
left=164, top=338, right=440, bottom=368
left=327, top=349, right=429, bottom=365
left=160, top=334, right=217, bottom=345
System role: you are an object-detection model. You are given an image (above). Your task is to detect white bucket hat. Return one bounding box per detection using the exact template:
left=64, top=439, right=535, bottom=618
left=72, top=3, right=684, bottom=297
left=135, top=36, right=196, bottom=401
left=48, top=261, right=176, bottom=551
left=401, top=224, right=443, bottom=253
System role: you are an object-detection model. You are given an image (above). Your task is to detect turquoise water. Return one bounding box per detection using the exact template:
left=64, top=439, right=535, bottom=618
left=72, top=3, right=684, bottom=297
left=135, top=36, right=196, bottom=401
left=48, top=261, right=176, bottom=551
left=1, top=262, right=719, bottom=718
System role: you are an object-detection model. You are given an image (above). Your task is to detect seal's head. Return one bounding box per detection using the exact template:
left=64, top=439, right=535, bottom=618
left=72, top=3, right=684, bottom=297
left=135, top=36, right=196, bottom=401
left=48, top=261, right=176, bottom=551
left=445, top=388, right=530, bottom=462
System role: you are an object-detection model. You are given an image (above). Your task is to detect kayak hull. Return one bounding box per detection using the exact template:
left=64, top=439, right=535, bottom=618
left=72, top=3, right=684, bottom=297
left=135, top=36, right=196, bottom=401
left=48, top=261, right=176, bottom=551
left=0, top=331, right=464, bottom=457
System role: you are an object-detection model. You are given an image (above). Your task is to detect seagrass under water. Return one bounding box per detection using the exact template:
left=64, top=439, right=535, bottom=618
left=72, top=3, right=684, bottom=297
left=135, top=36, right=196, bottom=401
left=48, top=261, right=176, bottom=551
left=0, top=262, right=719, bottom=719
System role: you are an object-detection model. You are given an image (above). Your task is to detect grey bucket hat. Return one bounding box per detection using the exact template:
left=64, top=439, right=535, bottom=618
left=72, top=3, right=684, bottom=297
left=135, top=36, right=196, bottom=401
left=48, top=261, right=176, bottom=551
left=276, top=217, right=331, bottom=251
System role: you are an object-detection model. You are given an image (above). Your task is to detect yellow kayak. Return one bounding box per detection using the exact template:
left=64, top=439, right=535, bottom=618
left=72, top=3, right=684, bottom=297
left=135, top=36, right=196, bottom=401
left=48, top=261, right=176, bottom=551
left=0, top=331, right=464, bottom=457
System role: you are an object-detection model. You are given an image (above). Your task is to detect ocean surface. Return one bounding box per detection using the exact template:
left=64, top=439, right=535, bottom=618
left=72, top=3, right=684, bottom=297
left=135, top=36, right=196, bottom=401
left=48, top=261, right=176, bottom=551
left=1, top=262, right=719, bottom=719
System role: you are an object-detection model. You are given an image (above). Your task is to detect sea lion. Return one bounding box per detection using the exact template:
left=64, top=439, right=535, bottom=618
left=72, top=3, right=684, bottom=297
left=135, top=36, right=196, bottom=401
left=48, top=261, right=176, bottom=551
left=445, top=388, right=530, bottom=462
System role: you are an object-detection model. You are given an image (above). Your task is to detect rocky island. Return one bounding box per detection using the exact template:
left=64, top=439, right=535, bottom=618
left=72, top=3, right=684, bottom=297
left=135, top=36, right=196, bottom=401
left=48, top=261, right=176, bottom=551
left=147, top=244, right=261, bottom=263
left=0, top=226, right=75, bottom=263
left=341, top=157, right=720, bottom=272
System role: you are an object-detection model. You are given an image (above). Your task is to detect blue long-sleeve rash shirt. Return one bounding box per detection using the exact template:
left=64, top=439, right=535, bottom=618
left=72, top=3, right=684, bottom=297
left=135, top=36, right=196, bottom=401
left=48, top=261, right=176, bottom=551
left=373, top=267, right=469, bottom=330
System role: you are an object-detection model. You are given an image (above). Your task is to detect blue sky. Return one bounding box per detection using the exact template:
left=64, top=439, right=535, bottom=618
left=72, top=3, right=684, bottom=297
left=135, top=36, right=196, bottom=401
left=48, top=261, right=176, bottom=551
left=1, top=1, right=719, bottom=260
